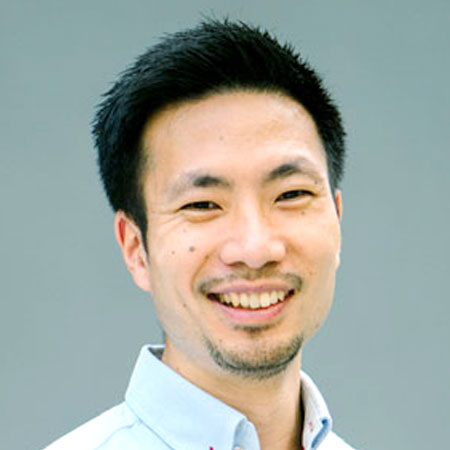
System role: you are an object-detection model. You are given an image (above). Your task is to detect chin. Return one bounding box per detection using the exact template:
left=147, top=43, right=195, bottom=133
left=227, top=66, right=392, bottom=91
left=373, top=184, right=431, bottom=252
left=205, top=333, right=303, bottom=380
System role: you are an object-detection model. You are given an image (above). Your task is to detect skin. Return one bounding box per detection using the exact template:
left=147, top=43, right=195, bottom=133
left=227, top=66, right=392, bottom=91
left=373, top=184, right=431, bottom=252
left=115, top=90, right=342, bottom=450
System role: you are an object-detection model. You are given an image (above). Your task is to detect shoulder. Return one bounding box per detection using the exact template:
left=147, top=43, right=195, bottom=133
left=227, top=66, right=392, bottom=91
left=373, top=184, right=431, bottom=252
left=44, top=403, right=138, bottom=450
left=320, top=431, right=357, bottom=449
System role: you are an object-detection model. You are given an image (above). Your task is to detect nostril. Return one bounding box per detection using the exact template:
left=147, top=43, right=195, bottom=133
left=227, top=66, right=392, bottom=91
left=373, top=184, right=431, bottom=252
left=219, top=238, right=286, bottom=269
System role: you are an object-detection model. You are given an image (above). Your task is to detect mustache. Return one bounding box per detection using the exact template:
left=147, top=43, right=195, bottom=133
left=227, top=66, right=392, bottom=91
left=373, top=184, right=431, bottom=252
left=198, top=268, right=303, bottom=295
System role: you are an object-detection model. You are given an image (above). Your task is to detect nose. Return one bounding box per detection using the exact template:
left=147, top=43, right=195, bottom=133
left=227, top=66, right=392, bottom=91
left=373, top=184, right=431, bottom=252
left=219, top=206, right=286, bottom=269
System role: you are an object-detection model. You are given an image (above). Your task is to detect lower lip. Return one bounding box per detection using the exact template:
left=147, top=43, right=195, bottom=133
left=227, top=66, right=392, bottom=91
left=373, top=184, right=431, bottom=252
left=212, top=296, right=290, bottom=324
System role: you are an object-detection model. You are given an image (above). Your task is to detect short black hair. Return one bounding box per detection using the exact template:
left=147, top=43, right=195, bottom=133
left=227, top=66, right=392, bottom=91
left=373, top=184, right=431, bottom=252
left=93, top=19, right=346, bottom=239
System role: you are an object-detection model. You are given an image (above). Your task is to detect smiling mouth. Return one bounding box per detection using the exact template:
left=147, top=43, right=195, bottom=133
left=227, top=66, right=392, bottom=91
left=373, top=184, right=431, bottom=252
left=207, top=289, right=295, bottom=309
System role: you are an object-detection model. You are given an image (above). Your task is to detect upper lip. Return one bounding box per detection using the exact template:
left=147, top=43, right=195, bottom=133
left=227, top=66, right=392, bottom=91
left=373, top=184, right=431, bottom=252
left=199, top=273, right=303, bottom=297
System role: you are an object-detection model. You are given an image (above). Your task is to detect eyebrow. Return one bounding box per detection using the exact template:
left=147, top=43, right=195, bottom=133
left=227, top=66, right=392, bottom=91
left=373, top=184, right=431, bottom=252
left=263, top=157, right=326, bottom=185
left=167, top=172, right=232, bottom=200
left=167, top=157, right=325, bottom=201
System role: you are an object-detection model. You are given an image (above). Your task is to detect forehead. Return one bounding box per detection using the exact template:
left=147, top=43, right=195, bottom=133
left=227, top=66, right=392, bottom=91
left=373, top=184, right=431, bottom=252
left=141, top=90, right=328, bottom=185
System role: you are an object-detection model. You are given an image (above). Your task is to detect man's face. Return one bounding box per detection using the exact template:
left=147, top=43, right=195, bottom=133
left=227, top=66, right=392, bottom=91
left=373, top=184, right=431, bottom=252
left=125, top=90, right=341, bottom=379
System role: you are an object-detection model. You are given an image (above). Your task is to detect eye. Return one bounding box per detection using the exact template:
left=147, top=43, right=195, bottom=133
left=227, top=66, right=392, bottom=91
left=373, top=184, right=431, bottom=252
left=276, top=190, right=312, bottom=201
left=180, top=201, right=220, bottom=211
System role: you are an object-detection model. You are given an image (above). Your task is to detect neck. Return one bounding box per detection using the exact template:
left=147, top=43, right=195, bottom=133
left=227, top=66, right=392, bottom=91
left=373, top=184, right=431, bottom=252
left=163, top=344, right=303, bottom=450
left=216, top=358, right=303, bottom=450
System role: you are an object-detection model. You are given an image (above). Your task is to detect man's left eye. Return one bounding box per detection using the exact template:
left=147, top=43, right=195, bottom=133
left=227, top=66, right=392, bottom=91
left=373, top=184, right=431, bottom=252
left=276, top=190, right=311, bottom=201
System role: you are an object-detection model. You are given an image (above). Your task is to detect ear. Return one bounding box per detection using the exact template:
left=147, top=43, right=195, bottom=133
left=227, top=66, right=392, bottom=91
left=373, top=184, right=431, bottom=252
left=334, top=189, right=343, bottom=268
left=114, top=210, right=152, bottom=292
left=334, top=189, right=343, bottom=220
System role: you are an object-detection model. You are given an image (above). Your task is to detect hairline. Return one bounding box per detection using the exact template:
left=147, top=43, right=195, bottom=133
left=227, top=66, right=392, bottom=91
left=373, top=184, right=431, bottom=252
left=135, top=85, right=337, bottom=227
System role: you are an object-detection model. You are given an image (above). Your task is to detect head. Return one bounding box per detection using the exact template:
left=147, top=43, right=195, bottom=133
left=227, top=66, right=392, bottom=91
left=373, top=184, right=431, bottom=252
left=93, top=19, right=346, bottom=381
left=93, top=19, right=345, bottom=243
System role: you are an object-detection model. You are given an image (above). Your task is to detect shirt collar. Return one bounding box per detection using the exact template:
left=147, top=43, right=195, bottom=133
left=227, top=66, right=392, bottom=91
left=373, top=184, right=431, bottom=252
left=301, top=371, right=332, bottom=450
left=125, top=345, right=332, bottom=450
left=125, top=345, right=259, bottom=450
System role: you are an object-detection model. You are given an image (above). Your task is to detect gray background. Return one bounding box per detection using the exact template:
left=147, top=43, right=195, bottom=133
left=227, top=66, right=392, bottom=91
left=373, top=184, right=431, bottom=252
left=1, top=0, right=449, bottom=449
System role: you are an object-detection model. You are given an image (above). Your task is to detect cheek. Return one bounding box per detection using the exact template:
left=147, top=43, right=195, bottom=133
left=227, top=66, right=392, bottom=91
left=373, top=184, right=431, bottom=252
left=148, top=232, right=209, bottom=292
left=289, top=216, right=340, bottom=292
left=292, top=222, right=340, bottom=264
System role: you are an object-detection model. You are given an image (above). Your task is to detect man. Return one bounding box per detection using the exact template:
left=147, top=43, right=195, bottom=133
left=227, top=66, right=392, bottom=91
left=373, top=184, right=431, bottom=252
left=46, top=19, right=355, bottom=450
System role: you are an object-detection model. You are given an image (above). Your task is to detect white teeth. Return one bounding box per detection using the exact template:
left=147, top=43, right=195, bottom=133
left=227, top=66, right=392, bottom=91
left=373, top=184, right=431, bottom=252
left=230, top=292, right=240, bottom=307
left=249, top=293, right=259, bottom=309
left=240, top=293, right=250, bottom=308
left=217, top=290, right=290, bottom=309
left=270, top=291, right=279, bottom=304
left=260, top=292, right=270, bottom=308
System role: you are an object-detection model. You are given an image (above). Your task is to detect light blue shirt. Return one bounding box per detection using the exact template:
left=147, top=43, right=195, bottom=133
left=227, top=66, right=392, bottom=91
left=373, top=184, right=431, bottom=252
left=45, top=345, right=355, bottom=450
